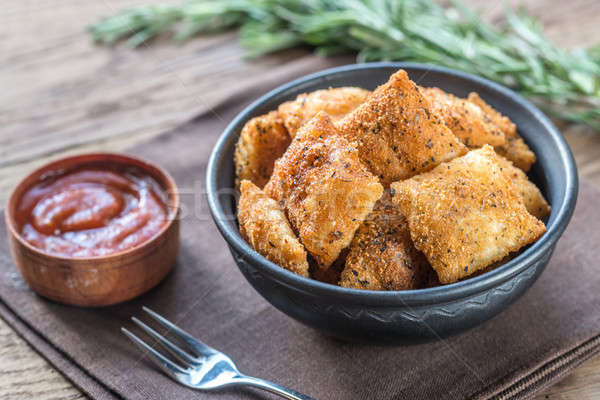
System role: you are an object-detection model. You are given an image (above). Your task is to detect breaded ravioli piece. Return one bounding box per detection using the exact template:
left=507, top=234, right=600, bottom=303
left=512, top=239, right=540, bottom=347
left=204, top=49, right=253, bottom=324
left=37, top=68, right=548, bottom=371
left=238, top=180, right=309, bottom=277
left=467, top=92, right=536, bottom=171
left=278, top=87, right=371, bottom=138
left=422, top=87, right=505, bottom=147
left=391, top=145, right=546, bottom=284
left=337, top=70, right=467, bottom=185
left=494, top=135, right=536, bottom=172
left=492, top=153, right=551, bottom=219
left=265, top=113, right=383, bottom=269
left=467, top=93, right=517, bottom=137
left=234, top=111, right=291, bottom=188
left=339, top=192, right=433, bottom=291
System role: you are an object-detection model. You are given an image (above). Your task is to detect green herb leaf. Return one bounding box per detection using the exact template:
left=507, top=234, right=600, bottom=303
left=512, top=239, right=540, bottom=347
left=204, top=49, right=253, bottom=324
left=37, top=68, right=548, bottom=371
left=88, top=0, right=600, bottom=131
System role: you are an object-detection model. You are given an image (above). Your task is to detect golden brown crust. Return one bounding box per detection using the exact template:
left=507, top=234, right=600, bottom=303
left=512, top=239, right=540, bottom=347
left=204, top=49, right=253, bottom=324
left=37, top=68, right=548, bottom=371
left=466, top=92, right=536, bottom=171
left=337, top=70, right=467, bottom=185
left=234, top=111, right=291, bottom=188
left=492, top=154, right=551, bottom=219
left=265, top=113, right=383, bottom=269
left=391, top=145, right=546, bottom=284
left=278, top=87, right=371, bottom=138
left=467, top=92, right=517, bottom=137
left=422, top=87, right=506, bottom=147
left=494, top=135, right=536, bottom=172
left=339, top=192, right=433, bottom=291
left=238, top=180, right=309, bottom=277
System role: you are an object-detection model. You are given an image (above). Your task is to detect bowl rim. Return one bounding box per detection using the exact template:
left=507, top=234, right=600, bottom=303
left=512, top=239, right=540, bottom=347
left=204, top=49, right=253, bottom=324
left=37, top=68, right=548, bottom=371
left=4, top=152, right=180, bottom=263
left=207, top=62, right=578, bottom=306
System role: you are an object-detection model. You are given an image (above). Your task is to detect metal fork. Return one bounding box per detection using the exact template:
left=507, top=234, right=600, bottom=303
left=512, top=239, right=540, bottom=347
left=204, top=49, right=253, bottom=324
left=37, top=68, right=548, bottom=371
left=122, top=307, right=314, bottom=400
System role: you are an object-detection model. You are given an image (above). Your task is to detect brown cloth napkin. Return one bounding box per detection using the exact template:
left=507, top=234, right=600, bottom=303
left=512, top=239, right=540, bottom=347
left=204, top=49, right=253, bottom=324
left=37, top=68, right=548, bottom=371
left=1, top=58, right=600, bottom=400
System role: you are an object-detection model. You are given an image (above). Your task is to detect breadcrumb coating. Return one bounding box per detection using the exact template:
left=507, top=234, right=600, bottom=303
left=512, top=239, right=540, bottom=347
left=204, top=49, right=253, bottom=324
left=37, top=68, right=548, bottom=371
left=468, top=92, right=517, bottom=137
left=337, top=70, right=467, bottom=185
left=467, top=92, right=536, bottom=171
left=265, top=112, right=383, bottom=269
left=278, top=87, right=371, bottom=138
left=340, top=192, right=434, bottom=291
left=492, top=153, right=551, bottom=219
left=391, top=145, right=546, bottom=284
left=422, top=87, right=506, bottom=147
left=234, top=111, right=291, bottom=188
left=235, top=71, right=547, bottom=288
left=494, top=135, right=536, bottom=172
left=238, top=180, right=309, bottom=277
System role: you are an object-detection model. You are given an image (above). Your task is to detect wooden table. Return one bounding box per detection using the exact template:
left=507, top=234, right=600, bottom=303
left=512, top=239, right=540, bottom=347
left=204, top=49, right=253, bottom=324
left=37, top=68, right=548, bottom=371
left=1, top=1, right=599, bottom=398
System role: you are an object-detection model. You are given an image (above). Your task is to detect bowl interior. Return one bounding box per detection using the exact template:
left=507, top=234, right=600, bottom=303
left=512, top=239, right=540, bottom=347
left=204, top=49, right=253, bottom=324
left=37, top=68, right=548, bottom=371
left=208, top=63, right=577, bottom=303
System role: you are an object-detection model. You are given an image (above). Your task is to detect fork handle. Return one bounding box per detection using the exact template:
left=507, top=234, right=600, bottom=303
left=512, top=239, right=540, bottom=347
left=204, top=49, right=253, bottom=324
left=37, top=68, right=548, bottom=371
left=235, top=375, right=315, bottom=400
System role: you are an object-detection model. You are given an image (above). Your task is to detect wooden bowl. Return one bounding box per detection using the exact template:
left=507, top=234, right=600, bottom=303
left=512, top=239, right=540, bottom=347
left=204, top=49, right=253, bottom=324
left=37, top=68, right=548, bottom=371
left=4, top=153, right=180, bottom=307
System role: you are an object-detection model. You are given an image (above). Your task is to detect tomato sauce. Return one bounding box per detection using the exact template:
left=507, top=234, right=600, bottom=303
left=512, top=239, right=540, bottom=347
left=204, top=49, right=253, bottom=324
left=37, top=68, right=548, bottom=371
left=16, top=168, right=169, bottom=257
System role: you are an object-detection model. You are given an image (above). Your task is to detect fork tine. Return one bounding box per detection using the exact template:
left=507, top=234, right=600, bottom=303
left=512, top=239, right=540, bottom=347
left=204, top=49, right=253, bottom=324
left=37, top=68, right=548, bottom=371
left=131, top=317, right=201, bottom=367
left=121, top=327, right=189, bottom=378
left=142, top=307, right=217, bottom=357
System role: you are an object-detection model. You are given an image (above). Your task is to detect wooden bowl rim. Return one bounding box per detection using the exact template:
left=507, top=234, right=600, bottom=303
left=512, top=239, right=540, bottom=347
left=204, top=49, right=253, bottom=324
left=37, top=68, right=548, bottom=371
left=4, top=152, right=180, bottom=263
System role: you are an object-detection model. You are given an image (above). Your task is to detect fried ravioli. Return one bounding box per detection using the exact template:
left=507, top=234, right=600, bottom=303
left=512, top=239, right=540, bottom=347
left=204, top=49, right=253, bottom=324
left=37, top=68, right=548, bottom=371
left=492, top=153, right=551, bottom=219
left=391, top=145, right=546, bottom=284
left=234, top=111, right=291, bottom=188
left=340, top=192, right=433, bottom=291
left=337, top=70, right=467, bottom=185
left=467, top=92, right=517, bottom=137
left=422, top=87, right=506, bottom=147
left=265, top=113, right=383, bottom=269
left=494, top=134, right=536, bottom=172
left=278, top=87, right=371, bottom=138
left=467, top=92, right=536, bottom=171
left=238, top=180, right=309, bottom=277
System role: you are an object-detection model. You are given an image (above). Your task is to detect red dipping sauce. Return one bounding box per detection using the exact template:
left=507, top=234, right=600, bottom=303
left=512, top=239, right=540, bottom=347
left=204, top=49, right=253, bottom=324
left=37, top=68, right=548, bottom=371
left=16, top=168, right=169, bottom=257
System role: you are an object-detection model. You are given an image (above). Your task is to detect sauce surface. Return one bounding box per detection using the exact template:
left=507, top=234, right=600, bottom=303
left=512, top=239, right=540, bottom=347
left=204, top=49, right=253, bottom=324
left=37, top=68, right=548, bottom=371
left=17, top=168, right=169, bottom=257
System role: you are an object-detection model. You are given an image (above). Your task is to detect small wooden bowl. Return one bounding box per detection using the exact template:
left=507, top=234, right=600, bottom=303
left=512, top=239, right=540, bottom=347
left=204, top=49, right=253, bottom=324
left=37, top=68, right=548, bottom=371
left=4, top=153, right=180, bottom=307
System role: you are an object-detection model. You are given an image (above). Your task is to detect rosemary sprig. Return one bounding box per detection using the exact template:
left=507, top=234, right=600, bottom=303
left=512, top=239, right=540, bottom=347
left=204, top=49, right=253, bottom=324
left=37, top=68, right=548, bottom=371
left=89, top=0, right=600, bottom=131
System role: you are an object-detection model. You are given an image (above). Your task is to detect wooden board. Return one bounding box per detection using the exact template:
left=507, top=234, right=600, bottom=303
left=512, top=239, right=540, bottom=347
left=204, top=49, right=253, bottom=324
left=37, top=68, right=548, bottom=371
left=1, top=0, right=599, bottom=399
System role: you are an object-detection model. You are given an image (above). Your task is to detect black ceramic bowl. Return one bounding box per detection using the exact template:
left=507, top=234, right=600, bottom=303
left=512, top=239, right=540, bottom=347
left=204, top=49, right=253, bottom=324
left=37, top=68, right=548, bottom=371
left=207, top=63, right=578, bottom=343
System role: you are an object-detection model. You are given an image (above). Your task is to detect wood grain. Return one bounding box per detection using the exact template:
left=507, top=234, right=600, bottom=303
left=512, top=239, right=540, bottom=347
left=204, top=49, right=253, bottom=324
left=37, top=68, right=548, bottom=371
left=0, top=0, right=598, bottom=399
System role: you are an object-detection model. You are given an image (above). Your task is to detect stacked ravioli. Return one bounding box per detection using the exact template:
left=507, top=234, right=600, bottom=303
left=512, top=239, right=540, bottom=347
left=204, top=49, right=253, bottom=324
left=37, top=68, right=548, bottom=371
left=235, top=70, right=550, bottom=289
